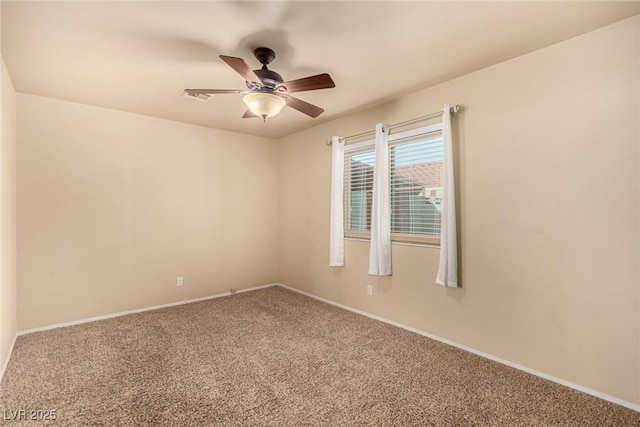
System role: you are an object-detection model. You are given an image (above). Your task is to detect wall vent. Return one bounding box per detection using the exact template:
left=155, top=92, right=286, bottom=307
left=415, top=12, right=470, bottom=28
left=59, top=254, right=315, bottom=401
left=182, top=92, right=211, bottom=103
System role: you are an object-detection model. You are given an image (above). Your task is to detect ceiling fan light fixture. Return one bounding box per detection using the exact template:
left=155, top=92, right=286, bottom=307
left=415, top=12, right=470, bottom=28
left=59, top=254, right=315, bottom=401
left=243, top=92, right=286, bottom=121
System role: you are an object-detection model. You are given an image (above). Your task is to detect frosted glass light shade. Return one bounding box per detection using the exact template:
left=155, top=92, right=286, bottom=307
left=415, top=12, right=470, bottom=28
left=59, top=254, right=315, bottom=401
left=242, top=93, right=286, bottom=119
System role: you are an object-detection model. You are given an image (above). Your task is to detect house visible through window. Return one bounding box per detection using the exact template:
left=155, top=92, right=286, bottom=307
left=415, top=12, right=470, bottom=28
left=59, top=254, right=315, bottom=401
left=343, top=123, right=443, bottom=246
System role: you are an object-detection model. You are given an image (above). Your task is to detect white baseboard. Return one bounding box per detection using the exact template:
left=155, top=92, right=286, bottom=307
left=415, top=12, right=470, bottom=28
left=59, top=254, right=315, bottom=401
left=0, top=332, right=18, bottom=383
left=275, top=283, right=640, bottom=413
left=17, top=283, right=278, bottom=336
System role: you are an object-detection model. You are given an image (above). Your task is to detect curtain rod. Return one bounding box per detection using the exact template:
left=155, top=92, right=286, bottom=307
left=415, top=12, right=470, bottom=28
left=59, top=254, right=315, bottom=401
left=325, top=104, right=461, bottom=146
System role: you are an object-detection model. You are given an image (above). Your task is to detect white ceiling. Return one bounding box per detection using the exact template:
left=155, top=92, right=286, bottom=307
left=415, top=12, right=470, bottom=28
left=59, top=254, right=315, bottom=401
left=2, top=1, right=638, bottom=139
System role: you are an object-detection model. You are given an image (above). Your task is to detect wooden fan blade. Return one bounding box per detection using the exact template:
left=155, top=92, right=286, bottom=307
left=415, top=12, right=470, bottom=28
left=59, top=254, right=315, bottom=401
left=242, top=109, right=258, bottom=119
left=219, top=55, right=262, bottom=86
left=185, top=89, right=246, bottom=95
left=281, top=95, right=324, bottom=118
left=277, top=73, right=335, bottom=93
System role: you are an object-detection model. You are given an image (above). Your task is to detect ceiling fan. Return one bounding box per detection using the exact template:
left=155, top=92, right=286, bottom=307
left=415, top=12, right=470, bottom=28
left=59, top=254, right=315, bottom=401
left=185, top=47, right=335, bottom=121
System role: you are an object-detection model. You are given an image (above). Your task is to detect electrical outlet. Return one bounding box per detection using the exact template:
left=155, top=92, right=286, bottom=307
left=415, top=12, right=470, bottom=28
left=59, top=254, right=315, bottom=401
left=177, top=277, right=183, bottom=287
left=367, top=284, right=373, bottom=296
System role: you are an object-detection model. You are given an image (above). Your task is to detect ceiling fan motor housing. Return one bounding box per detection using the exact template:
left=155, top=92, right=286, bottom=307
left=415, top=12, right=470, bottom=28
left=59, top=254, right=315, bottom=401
left=252, top=69, right=284, bottom=90
left=247, top=47, right=283, bottom=91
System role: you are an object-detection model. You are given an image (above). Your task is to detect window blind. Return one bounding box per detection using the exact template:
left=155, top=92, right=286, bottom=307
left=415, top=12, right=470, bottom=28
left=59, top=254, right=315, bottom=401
left=389, top=130, right=443, bottom=245
left=342, top=123, right=443, bottom=246
left=344, top=145, right=375, bottom=239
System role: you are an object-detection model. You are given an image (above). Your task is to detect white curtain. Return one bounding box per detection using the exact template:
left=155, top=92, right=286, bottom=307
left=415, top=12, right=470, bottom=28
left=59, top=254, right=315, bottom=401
left=436, top=105, right=459, bottom=287
left=368, top=124, right=392, bottom=276
left=329, top=136, right=345, bottom=267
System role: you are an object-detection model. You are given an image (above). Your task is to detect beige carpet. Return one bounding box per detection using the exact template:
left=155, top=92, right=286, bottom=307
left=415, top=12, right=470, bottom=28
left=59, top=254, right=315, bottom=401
left=1, top=286, right=638, bottom=426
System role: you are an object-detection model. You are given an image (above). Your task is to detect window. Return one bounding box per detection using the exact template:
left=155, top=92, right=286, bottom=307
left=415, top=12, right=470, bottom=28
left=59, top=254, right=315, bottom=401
left=343, top=123, right=443, bottom=246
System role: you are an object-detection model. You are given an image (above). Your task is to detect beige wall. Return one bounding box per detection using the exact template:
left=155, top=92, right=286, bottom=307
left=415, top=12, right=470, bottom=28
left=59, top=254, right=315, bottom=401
left=278, top=16, right=640, bottom=404
left=1, top=0, right=18, bottom=376
left=17, top=94, right=279, bottom=330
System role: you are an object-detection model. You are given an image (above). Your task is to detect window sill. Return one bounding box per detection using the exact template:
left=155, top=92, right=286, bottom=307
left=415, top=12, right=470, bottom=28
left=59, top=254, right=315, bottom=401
left=344, top=237, right=440, bottom=249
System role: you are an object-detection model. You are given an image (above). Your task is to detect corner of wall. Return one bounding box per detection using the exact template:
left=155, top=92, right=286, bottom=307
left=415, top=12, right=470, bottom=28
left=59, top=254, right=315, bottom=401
left=0, top=49, right=19, bottom=381
left=637, top=14, right=640, bottom=406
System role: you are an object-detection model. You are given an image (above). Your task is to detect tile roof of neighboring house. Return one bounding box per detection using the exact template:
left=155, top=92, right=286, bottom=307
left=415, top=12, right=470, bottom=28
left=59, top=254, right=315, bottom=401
left=349, top=160, right=443, bottom=193
left=395, top=162, right=442, bottom=188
